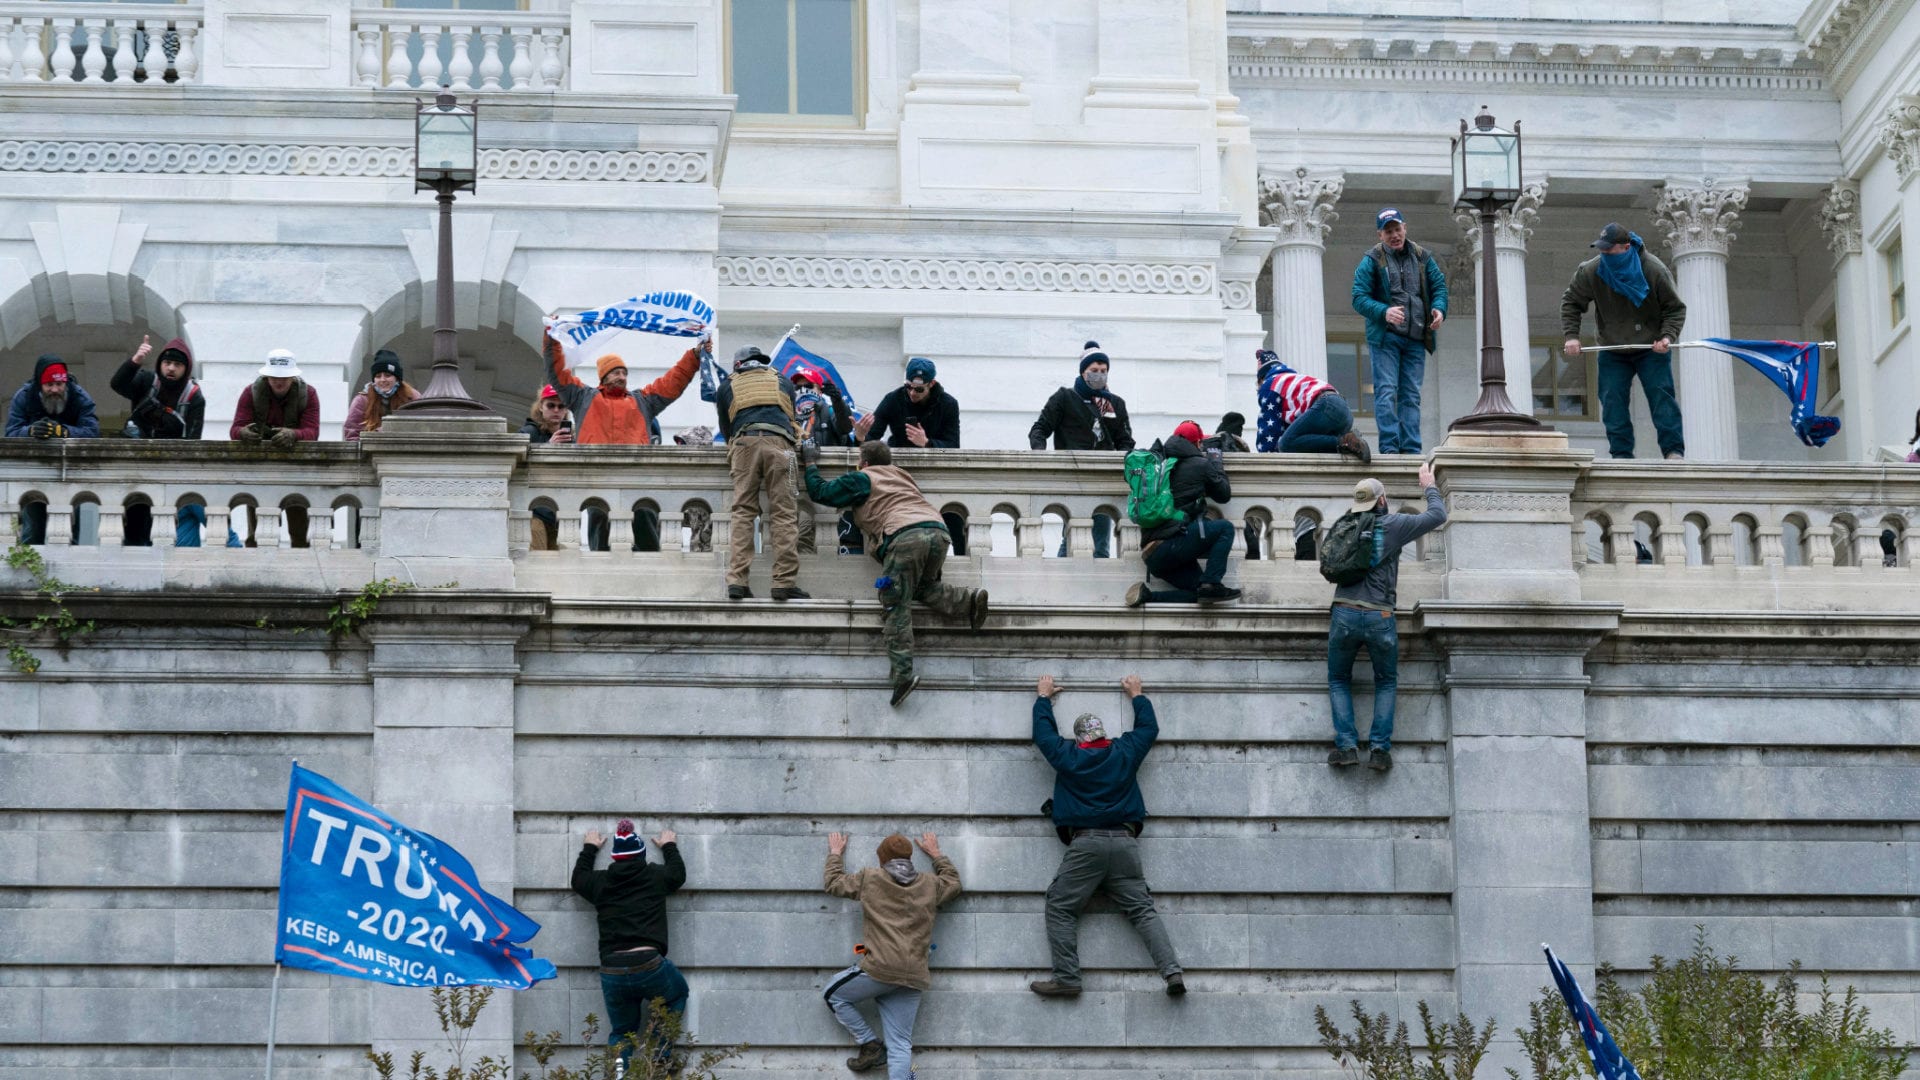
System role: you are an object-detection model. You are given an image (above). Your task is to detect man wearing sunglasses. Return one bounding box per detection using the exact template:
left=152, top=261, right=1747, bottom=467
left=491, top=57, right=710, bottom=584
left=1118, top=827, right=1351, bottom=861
left=854, top=357, right=961, bottom=449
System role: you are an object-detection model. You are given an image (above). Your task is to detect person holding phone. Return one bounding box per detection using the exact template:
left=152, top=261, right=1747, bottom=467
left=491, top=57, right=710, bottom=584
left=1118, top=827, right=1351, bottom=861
left=854, top=357, right=960, bottom=449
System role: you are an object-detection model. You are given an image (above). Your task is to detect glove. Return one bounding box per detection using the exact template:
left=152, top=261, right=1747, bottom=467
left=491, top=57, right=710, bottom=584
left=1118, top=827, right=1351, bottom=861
left=28, top=418, right=54, bottom=439
left=798, top=438, right=821, bottom=466
left=236, top=425, right=263, bottom=444
left=270, top=427, right=299, bottom=450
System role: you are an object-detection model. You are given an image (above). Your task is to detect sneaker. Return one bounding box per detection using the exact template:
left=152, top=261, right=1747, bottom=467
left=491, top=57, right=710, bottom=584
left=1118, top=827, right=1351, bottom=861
left=1338, top=431, right=1373, bottom=464
left=890, top=676, right=920, bottom=708
left=845, top=1039, right=887, bottom=1073
left=771, top=586, right=811, bottom=601
left=1029, top=979, right=1082, bottom=998
left=969, top=589, right=990, bottom=631
left=1125, top=582, right=1148, bottom=608
left=726, top=585, right=752, bottom=600
left=1664, top=451, right=1685, bottom=460
left=1165, top=972, right=1187, bottom=997
left=1194, top=583, right=1241, bottom=604
left=1368, top=748, right=1393, bottom=772
left=1327, top=747, right=1360, bottom=767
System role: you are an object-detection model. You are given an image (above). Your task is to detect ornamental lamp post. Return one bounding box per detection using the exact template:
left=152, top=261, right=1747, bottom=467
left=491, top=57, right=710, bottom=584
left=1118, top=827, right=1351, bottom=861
left=1448, top=107, right=1544, bottom=432
left=398, top=91, right=494, bottom=415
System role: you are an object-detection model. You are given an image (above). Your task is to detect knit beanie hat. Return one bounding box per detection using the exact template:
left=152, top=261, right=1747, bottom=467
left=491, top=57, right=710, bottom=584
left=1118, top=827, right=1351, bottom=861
left=876, top=834, right=913, bottom=863
left=595, top=355, right=627, bottom=382
left=905, top=357, right=936, bottom=383
left=371, top=350, right=403, bottom=381
left=1079, top=341, right=1110, bottom=372
left=1172, top=420, right=1204, bottom=443
left=609, top=819, right=645, bottom=861
left=1217, top=412, right=1246, bottom=437
left=1073, top=713, right=1107, bottom=742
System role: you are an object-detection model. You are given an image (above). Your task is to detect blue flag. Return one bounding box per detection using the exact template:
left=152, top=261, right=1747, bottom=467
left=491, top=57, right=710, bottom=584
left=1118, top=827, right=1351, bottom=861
left=1695, top=338, right=1841, bottom=448
left=275, top=763, right=556, bottom=990
left=770, top=334, right=862, bottom=418
left=1545, top=945, right=1642, bottom=1080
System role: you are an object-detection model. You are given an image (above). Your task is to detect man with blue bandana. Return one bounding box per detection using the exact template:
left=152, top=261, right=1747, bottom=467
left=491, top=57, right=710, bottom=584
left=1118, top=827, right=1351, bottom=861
left=1561, top=222, right=1690, bottom=459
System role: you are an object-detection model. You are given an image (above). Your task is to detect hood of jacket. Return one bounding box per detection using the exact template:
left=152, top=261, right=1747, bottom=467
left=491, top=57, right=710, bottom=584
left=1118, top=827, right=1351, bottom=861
left=155, top=338, right=194, bottom=378
left=32, top=354, right=69, bottom=385
left=1162, top=434, right=1202, bottom=460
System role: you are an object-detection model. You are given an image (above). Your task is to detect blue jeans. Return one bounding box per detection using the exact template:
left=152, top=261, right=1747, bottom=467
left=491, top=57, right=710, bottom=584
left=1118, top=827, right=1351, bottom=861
left=1057, top=512, right=1112, bottom=558
left=1328, top=604, right=1398, bottom=752
left=1597, top=350, right=1685, bottom=459
left=1277, top=392, right=1353, bottom=454
left=601, top=957, right=689, bottom=1067
left=1370, top=334, right=1426, bottom=455
left=825, top=966, right=923, bottom=1080
left=1142, top=518, right=1233, bottom=602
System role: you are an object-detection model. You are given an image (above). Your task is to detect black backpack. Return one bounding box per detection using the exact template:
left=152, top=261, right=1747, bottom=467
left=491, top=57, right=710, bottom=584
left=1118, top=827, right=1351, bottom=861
left=1319, top=509, right=1381, bottom=585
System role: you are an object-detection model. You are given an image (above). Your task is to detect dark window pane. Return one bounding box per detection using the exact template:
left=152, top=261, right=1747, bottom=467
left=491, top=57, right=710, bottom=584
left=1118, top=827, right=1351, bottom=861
left=794, top=0, right=854, bottom=116
left=1325, top=342, right=1360, bottom=403
left=1531, top=344, right=1554, bottom=414
left=732, top=0, right=790, bottom=113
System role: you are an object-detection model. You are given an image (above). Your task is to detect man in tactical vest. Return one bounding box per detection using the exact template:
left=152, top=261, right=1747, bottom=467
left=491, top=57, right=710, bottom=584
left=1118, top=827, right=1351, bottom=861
left=715, top=345, right=808, bottom=601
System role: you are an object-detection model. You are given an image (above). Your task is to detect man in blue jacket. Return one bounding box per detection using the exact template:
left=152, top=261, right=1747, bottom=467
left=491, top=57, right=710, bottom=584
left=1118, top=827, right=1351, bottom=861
left=1028, top=673, right=1185, bottom=998
left=1350, top=208, right=1448, bottom=456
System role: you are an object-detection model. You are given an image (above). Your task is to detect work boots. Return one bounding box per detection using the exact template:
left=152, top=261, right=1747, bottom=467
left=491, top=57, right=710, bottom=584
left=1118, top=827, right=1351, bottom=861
left=845, top=1040, right=887, bottom=1072
left=1337, top=431, right=1373, bottom=464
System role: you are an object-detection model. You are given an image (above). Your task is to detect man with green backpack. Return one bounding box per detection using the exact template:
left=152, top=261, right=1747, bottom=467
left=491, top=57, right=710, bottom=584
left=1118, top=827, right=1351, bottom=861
left=1123, top=421, right=1240, bottom=606
left=1319, top=463, right=1446, bottom=771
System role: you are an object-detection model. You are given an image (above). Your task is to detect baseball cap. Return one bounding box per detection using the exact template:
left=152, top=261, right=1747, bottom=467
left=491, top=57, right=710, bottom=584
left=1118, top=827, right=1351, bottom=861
left=1376, top=208, right=1406, bottom=229
left=1351, top=478, right=1386, bottom=513
left=1590, top=222, right=1634, bottom=249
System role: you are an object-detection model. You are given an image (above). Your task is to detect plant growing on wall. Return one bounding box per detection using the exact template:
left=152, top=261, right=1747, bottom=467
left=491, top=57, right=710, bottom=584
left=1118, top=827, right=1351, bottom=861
left=1313, top=999, right=1494, bottom=1079
left=1, top=540, right=97, bottom=674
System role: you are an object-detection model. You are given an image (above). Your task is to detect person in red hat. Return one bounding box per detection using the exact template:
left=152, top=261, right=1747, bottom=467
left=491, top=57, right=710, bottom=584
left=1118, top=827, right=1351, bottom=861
left=1124, top=420, right=1240, bottom=607
left=7, top=353, right=99, bottom=441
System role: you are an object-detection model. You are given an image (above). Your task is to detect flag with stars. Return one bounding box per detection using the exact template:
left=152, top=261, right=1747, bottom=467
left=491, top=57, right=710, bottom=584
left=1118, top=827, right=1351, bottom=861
left=275, top=763, right=556, bottom=989
left=1545, top=944, right=1643, bottom=1080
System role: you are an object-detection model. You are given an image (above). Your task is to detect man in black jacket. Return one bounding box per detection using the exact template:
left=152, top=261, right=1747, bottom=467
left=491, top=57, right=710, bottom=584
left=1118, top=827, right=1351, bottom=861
left=856, top=357, right=960, bottom=449
left=1126, top=422, right=1240, bottom=606
left=111, top=334, right=204, bottom=440
left=572, top=820, right=688, bottom=1068
left=1030, top=342, right=1133, bottom=558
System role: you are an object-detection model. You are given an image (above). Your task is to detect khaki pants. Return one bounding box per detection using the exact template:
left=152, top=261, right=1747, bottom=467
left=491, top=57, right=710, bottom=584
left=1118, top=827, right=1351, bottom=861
left=727, top=434, right=801, bottom=588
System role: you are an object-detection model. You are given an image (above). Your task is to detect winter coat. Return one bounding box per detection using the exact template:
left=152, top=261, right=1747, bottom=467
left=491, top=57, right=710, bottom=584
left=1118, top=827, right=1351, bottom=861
left=1143, top=436, right=1231, bottom=544
left=7, top=356, right=101, bottom=438
left=865, top=383, right=961, bottom=448
left=570, top=842, right=687, bottom=964
left=1032, top=694, right=1158, bottom=829
left=1351, top=240, right=1449, bottom=352
left=343, top=381, right=420, bottom=440
left=1560, top=250, right=1688, bottom=349
left=230, top=378, right=320, bottom=440
left=823, top=852, right=962, bottom=991
left=543, top=330, right=700, bottom=445
left=110, top=339, right=204, bottom=439
left=1028, top=384, right=1134, bottom=451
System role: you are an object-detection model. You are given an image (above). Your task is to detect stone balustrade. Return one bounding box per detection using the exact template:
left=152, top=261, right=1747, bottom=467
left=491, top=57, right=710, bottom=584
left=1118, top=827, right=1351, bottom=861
left=349, top=8, right=568, bottom=92
left=0, top=3, right=199, bottom=85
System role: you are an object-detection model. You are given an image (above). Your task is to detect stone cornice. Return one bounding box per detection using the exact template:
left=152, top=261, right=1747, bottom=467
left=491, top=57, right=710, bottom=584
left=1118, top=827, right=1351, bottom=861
left=1257, top=167, right=1343, bottom=248
left=1819, top=179, right=1863, bottom=259
left=1800, top=0, right=1916, bottom=89
left=1654, top=180, right=1750, bottom=258
left=0, top=140, right=711, bottom=182
left=715, top=256, right=1217, bottom=296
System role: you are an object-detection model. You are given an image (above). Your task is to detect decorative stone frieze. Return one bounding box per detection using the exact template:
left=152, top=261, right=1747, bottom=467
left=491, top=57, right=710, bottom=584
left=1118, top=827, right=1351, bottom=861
left=0, top=141, right=711, bottom=183
left=1257, top=167, right=1342, bottom=248
left=1819, top=180, right=1863, bottom=259
left=1877, top=97, right=1920, bottom=183
left=1653, top=180, right=1749, bottom=258
left=1219, top=279, right=1255, bottom=310
left=715, top=257, right=1216, bottom=295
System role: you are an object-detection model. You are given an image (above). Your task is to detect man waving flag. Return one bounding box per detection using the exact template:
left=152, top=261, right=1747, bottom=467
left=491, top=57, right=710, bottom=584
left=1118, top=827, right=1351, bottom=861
left=1544, top=944, right=1643, bottom=1080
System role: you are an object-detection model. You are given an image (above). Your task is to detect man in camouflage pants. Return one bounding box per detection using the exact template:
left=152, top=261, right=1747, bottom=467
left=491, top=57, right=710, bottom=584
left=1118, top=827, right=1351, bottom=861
left=801, top=440, right=989, bottom=707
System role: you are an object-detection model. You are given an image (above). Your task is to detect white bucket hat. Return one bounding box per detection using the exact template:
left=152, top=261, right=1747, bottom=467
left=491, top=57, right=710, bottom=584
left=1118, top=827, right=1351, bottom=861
left=259, top=349, right=302, bottom=379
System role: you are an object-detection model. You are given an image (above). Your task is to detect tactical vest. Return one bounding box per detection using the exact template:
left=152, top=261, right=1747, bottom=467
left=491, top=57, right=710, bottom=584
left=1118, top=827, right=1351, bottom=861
left=729, top=366, right=795, bottom=417
left=250, top=378, right=310, bottom=427
left=853, top=465, right=942, bottom=545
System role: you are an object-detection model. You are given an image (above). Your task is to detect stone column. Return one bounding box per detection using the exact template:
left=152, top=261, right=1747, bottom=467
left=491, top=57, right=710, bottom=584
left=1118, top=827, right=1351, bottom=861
left=1259, top=168, right=1343, bottom=379
left=1819, top=180, right=1874, bottom=460
left=1879, top=98, right=1920, bottom=452
left=1654, top=180, right=1749, bottom=461
left=1221, top=226, right=1278, bottom=405
left=1454, top=181, right=1547, bottom=417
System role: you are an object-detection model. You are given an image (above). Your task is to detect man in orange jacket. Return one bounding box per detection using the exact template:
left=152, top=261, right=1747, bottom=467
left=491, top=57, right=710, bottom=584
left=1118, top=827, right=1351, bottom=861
left=542, top=325, right=706, bottom=446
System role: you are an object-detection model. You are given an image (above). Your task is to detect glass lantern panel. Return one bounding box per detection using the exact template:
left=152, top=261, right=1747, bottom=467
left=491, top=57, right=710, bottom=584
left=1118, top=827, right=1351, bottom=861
left=1463, top=135, right=1516, bottom=192
left=418, top=113, right=476, bottom=172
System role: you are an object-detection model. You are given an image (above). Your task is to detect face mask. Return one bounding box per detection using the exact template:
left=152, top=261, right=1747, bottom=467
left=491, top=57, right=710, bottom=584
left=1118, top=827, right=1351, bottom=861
left=1082, top=371, right=1108, bottom=391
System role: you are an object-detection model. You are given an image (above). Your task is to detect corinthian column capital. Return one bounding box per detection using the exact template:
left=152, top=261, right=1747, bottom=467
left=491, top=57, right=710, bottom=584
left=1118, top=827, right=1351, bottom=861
left=1452, top=180, right=1549, bottom=257
left=1654, top=179, right=1749, bottom=258
left=1878, top=96, right=1920, bottom=183
left=1819, top=179, right=1864, bottom=259
left=1258, top=167, right=1343, bottom=248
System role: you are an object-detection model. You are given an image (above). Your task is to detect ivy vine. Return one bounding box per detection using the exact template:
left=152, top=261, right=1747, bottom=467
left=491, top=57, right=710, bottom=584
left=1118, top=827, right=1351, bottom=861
left=2, top=542, right=99, bottom=675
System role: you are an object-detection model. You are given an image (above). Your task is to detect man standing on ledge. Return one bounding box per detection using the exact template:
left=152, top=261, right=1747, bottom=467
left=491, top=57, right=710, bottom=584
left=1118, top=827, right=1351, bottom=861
left=1029, top=673, right=1185, bottom=999
left=1561, top=221, right=1688, bottom=460
left=1350, top=207, right=1447, bottom=455
left=1326, top=464, right=1446, bottom=773
left=716, top=345, right=808, bottom=601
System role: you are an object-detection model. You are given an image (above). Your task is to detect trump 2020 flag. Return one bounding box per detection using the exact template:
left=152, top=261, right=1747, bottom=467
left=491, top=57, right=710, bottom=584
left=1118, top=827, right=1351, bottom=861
left=1545, top=944, right=1642, bottom=1080
left=275, top=763, right=556, bottom=989
left=1695, top=338, right=1841, bottom=448
left=545, top=290, right=714, bottom=358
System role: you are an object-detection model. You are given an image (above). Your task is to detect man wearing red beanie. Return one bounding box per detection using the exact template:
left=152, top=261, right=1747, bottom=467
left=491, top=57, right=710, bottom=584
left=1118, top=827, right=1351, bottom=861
left=1125, top=421, right=1240, bottom=606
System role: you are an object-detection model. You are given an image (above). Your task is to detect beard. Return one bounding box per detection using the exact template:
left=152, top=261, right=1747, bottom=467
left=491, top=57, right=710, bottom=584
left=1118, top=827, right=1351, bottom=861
left=39, top=390, right=67, bottom=415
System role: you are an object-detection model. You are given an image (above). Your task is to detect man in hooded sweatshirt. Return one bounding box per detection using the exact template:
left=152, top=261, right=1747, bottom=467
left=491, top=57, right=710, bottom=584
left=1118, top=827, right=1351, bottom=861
left=822, top=831, right=961, bottom=1078
left=1029, top=342, right=1133, bottom=558
left=231, top=349, right=320, bottom=446
left=542, top=322, right=705, bottom=446
left=1561, top=221, right=1689, bottom=459
left=1029, top=673, right=1185, bottom=999
left=9, top=354, right=99, bottom=545
left=343, top=350, right=418, bottom=440
left=111, top=334, right=204, bottom=439
left=572, top=820, right=688, bottom=1069
left=715, top=344, right=807, bottom=601
left=1126, top=421, right=1239, bottom=607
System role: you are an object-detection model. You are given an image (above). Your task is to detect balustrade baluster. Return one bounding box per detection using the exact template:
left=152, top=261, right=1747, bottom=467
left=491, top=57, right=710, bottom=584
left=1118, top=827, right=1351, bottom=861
left=97, top=508, right=124, bottom=547
left=0, top=19, right=16, bottom=83
left=49, top=21, right=76, bottom=84
left=416, top=28, right=442, bottom=88
left=710, top=513, right=732, bottom=556
left=1066, top=519, right=1093, bottom=559
left=556, top=512, right=581, bottom=551
left=538, top=28, right=564, bottom=89
left=385, top=23, right=411, bottom=89
left=151, top=508, right=176, bottom=549
left=307, top=512, right=332, bottom=549
left=254, top=507, right=280, bottom=549
left=79, top=19, right=106, bottom=83
left=1806, top=527, right=1835, bottom=566
left=507, top=510, right=531, bottom=554
left=609, top=512, right=634, bottom=552
left=447, top=26, right=472, bottom=89
left=1016, top=516, right=1043, bottom=558
left=204, top=506, right=229, bottom=546
left=19, top=18, right=46, bottom=82
left=173, top=22, right=196, bottom=82
left=46, top=508, right=73, bottom=546
left=477, top=27, right=502, bottom=90
left=355, top=27, right=383, bottom=87
left=508, top=28, right=533, bottom=89
left=138, top=21, right=169, bottom=84
left=657, top=512, right=684, bottom=553
left=108, top=19, right=134, bottom=82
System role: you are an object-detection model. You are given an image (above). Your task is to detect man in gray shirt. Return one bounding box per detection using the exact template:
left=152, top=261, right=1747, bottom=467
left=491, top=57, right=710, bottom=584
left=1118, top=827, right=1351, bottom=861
left=1327, top=463, right=1446, bottom=772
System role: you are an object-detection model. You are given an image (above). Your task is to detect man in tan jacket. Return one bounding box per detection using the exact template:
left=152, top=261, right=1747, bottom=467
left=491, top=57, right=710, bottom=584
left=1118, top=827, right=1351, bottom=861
left=823, top=831, right=962, bottom=1077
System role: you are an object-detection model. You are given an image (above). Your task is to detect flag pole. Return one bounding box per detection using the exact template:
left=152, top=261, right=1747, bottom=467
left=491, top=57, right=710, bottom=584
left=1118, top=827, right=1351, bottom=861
left=268, top=755, right=297, bottom=1080
left=1581, top=340, right=1837, bottom=353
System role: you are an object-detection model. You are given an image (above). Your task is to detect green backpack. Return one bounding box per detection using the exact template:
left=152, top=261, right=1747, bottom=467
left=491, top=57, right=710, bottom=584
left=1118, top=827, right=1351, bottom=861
left=1319, top=509, right=1382, bottom=585
left=1124, top=447, right=1185, bottom=530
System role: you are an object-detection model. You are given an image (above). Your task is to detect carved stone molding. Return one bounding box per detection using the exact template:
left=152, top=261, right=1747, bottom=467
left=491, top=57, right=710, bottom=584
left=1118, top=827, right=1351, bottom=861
left=1451, top=492, right=1570, bottom=514
left=1654, top=180, right=1749, bottom=258
left=0, top=141, right=711, bottom=183
left=1819, top=180, right=1863, bottom=259
left=1804, top=0, right=1876, bottom=73
left=1877, top=97, right=1920, bottom=184
left=716, top=257, right=1216, bottom=296
left=1257, top=167, right=1343, bottom=248
left=1219, top=279, right=1255, bottom=310
left=1452, top=180, right=1548, bottom=257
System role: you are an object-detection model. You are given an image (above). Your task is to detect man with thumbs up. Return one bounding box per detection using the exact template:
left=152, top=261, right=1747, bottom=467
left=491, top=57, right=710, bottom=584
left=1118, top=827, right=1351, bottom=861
left=111, top=333, right=204, bottom=440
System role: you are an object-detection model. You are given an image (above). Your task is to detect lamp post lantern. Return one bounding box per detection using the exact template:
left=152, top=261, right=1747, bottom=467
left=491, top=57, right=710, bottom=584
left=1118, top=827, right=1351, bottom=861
left=399, top=91, right=493, bottom=416
left=1448, top=107, right=1545, bottom=433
